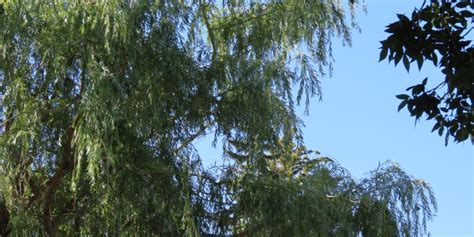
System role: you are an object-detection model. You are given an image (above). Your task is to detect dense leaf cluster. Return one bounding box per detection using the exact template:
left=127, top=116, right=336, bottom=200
left=380, top=0, right=473, bottom=144
left=214, top=141, right=436, bottom=236
left=0, top=1, right=436, bottom=236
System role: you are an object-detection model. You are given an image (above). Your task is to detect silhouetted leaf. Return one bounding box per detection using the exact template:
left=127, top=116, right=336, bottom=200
left=403, top=55, right=410, bottom=72
left=398, top=100, right=408, bottom=111
left=379, top=46, right=388, bottom=61
left=396, top=94, right=409, bottom=100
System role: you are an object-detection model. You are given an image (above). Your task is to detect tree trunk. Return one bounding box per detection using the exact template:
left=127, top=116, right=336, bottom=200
left=0, top=196, right=9, bottom=237
left=41, top=126, right=75, bottom=236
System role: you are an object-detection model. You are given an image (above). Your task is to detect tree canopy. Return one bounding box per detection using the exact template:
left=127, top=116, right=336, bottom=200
left=0, top=1, right=436, bottom=236
left=380, top=0, right=473, bottom=144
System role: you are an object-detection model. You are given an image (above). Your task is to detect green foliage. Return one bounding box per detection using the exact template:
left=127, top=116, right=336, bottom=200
left=215, top=140, right=436, bottom=236
left=0, top=0, right=436, bottom=236
left=380, top=0, right=473, bottom=144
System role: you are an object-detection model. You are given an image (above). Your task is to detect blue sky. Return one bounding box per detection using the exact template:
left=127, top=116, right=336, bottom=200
left=196, top=0, right=473, bottom=236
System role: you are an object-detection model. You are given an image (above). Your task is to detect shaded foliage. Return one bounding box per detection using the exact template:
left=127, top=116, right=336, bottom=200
left=211, top=140, right=437, bottom=236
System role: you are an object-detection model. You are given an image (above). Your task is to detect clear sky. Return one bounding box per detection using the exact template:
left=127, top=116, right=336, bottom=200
left=196, top=0, right=473, bottom=236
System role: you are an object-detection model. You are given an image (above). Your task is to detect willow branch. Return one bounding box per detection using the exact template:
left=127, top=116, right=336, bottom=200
left=175, top=122, right=212, bottom=154
left=201, top=3, right=218, bottom=63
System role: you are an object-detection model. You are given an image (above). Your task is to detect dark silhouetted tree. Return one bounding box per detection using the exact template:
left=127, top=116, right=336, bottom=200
left=380, top=0, right=473, bottom=144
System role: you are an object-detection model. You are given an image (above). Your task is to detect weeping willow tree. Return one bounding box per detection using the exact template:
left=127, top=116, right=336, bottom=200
left=0, top=0, right=436, bottom=236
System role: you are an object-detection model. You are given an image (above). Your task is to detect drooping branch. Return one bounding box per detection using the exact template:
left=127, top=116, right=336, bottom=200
left=175, top=122, right=212, bottom=154
left=201, top=2, right=218, bottom=63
